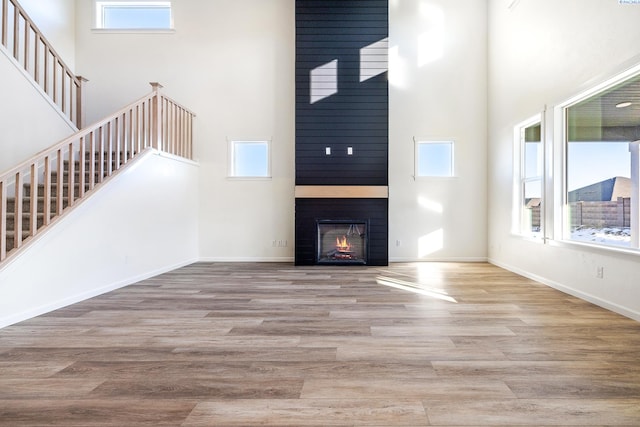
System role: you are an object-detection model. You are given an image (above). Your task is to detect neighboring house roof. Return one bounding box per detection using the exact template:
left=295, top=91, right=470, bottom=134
left=568, top=176, right=631, bottom=202
left=525, top=198, right=541, bottom=208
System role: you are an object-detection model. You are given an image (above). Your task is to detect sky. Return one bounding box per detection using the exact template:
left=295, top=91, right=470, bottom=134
left=567, top=142, right=630, bottom=191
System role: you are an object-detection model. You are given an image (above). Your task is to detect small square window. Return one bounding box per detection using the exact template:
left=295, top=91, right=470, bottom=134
left=229, top=140, right=271, bottom=178
left=415, top=140, right=454, bottom=177
left=96, top=1, right=172, bottom=30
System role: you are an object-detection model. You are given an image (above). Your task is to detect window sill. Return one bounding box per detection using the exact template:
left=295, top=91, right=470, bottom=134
left=548, top=238, right=639, bottom=259
left=226, top=177, right=272, bottom=181
left=510, top=232, right=545, bottom=243
left=91, top=28, right=175, bottom=34
left=414, top=175, right=458, bottom=181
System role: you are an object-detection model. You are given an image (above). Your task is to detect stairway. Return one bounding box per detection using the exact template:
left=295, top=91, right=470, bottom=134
left=3, top=153, right=123, bottom=254
left=1, top=83, right=195, bottom=264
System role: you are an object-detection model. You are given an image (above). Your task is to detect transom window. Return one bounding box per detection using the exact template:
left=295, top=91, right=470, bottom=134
left=95, top=1, right=172, bottom=30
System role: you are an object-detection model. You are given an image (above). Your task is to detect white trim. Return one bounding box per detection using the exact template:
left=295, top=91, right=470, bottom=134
left=0, top=258, right=197, bottom=329
left=512, top=113, right=544, bottom=238
left=95, top=1, right=173, bottom=30
left=198, top=257, right=295, bottom=263
left=489, top=257, right=640, bottom=322
left=91, top=28, right=175, bottom=34
left=389, top=257, right=488, bottom=263
left=556, top=63, right=640, bottom=250
left=413, top=138, right=455, bottom=179
left=227, top=138, right=272, bottom=179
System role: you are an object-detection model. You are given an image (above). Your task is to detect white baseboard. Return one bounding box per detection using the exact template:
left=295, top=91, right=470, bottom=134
left=0, top=258, right=198, bottom=329
left=389, top=257, right=488, bottom=263
left=198, top=257, right=295, bottom=263
left=488, top=257, right=640, bottom=322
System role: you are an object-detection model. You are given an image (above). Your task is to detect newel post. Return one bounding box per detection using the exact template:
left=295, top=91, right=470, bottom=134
left=150, top=82, right=164, bottom=151
left=75, top=76, right=89, bottom=129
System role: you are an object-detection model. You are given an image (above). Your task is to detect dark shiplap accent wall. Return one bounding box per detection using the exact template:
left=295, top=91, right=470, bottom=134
left=295, top=0, right=388, bottom=186
left=295, top=198, right=389, bottom=266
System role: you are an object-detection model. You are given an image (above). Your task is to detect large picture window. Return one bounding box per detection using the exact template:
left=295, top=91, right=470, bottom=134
left=514, top=116, right=543, bottom=238
left=563, top=70, right=640, bottom=250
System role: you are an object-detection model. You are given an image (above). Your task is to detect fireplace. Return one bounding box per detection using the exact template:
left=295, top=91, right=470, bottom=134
left=295, top=198, right=387, bottom=266
left=317, top=220, right=368, bottom=265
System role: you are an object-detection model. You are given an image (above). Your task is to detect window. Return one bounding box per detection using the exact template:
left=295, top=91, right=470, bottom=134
left=229, top=140, right=271, bottom=178
left=563, top=69, right=640, bottom=250
left=514, top=117, right=543, bottom=238
left=415, top=140, right=454, bottom=177
left=95, top=1, right=172, bottom=30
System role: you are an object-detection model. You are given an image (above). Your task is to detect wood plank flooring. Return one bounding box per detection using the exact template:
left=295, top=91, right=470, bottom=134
left=1, top=262, right=640, bottom=426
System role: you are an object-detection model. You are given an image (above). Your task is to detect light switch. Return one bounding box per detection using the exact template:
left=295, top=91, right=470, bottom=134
left=325, top=147, right=331, bottom=155
left=347, top=147, right=353, bottom=155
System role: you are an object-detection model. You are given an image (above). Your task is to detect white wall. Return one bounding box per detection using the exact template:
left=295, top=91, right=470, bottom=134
left=0, top=51, right=76, bottom=171
left=488, top=0, right=640, bottom=319
left=73, top=0, right=488, bottom=263
left=0, top=151, right=199, bottom=328
left=74, top=0, right=296, bottom=261
left=0, top=0, right=77, bottom=172
left=19, top=0, right=76, bottom=70
left=389, top=0, right=488, bottom=261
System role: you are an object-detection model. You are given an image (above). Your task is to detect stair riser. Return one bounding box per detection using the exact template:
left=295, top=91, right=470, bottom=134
left=2, top=151, right=139, bottom=259
left=23, top=183, right=92, bottom=197
left=6, top=199, right=70, bottom=213
left=5, top=215, right=45, bottom=231
left=51, top=169, right=107, bottom=182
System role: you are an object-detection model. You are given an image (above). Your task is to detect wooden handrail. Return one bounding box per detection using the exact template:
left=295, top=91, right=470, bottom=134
left=0, top=0, right=85, bottom=127
left=0, top=83, right=196, bottom=263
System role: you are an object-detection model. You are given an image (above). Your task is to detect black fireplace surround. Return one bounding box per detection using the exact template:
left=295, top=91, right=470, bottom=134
left=294, top=0, right=388, bottom=266
left=295, top=198, right=388, bottom=266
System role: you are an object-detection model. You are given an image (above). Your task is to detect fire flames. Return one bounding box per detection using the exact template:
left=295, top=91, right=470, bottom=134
left=336, top=235, right=351, bottom=252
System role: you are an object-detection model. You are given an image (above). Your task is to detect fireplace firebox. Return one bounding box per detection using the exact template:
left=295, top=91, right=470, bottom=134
left=317, top=220, right=368, bottom=265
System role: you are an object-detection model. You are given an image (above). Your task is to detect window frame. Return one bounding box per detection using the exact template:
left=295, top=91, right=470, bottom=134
left=227, top=139, right=272, bottom=180
left=94, top=1, right=174, bottom=32
left=414, top=139, right=455, bottom=179
left=513, top=114, right=544, bottom=240
left=556, top=63, right=640, bottom=253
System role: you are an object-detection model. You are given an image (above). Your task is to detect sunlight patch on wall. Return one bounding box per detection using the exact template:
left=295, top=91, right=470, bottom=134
left=417, top=3, right=445, bottom=67
left=418, top=228, right=444, bottom=257
left=310, top=59, right=338, bottom=104
left=360, top=38, right=389, bottom=82
left=388, top=44, right=407, bottom=89
left=418, top=196, right=443, bottom=214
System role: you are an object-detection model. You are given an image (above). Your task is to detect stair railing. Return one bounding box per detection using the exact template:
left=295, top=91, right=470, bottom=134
left=0, top=83, right=195, bottom=262
left=1, top=0, right=86, bottom=127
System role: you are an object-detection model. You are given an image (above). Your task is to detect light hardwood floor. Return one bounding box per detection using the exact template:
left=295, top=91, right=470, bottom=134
left=1, top=262, right=639, bottom=426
